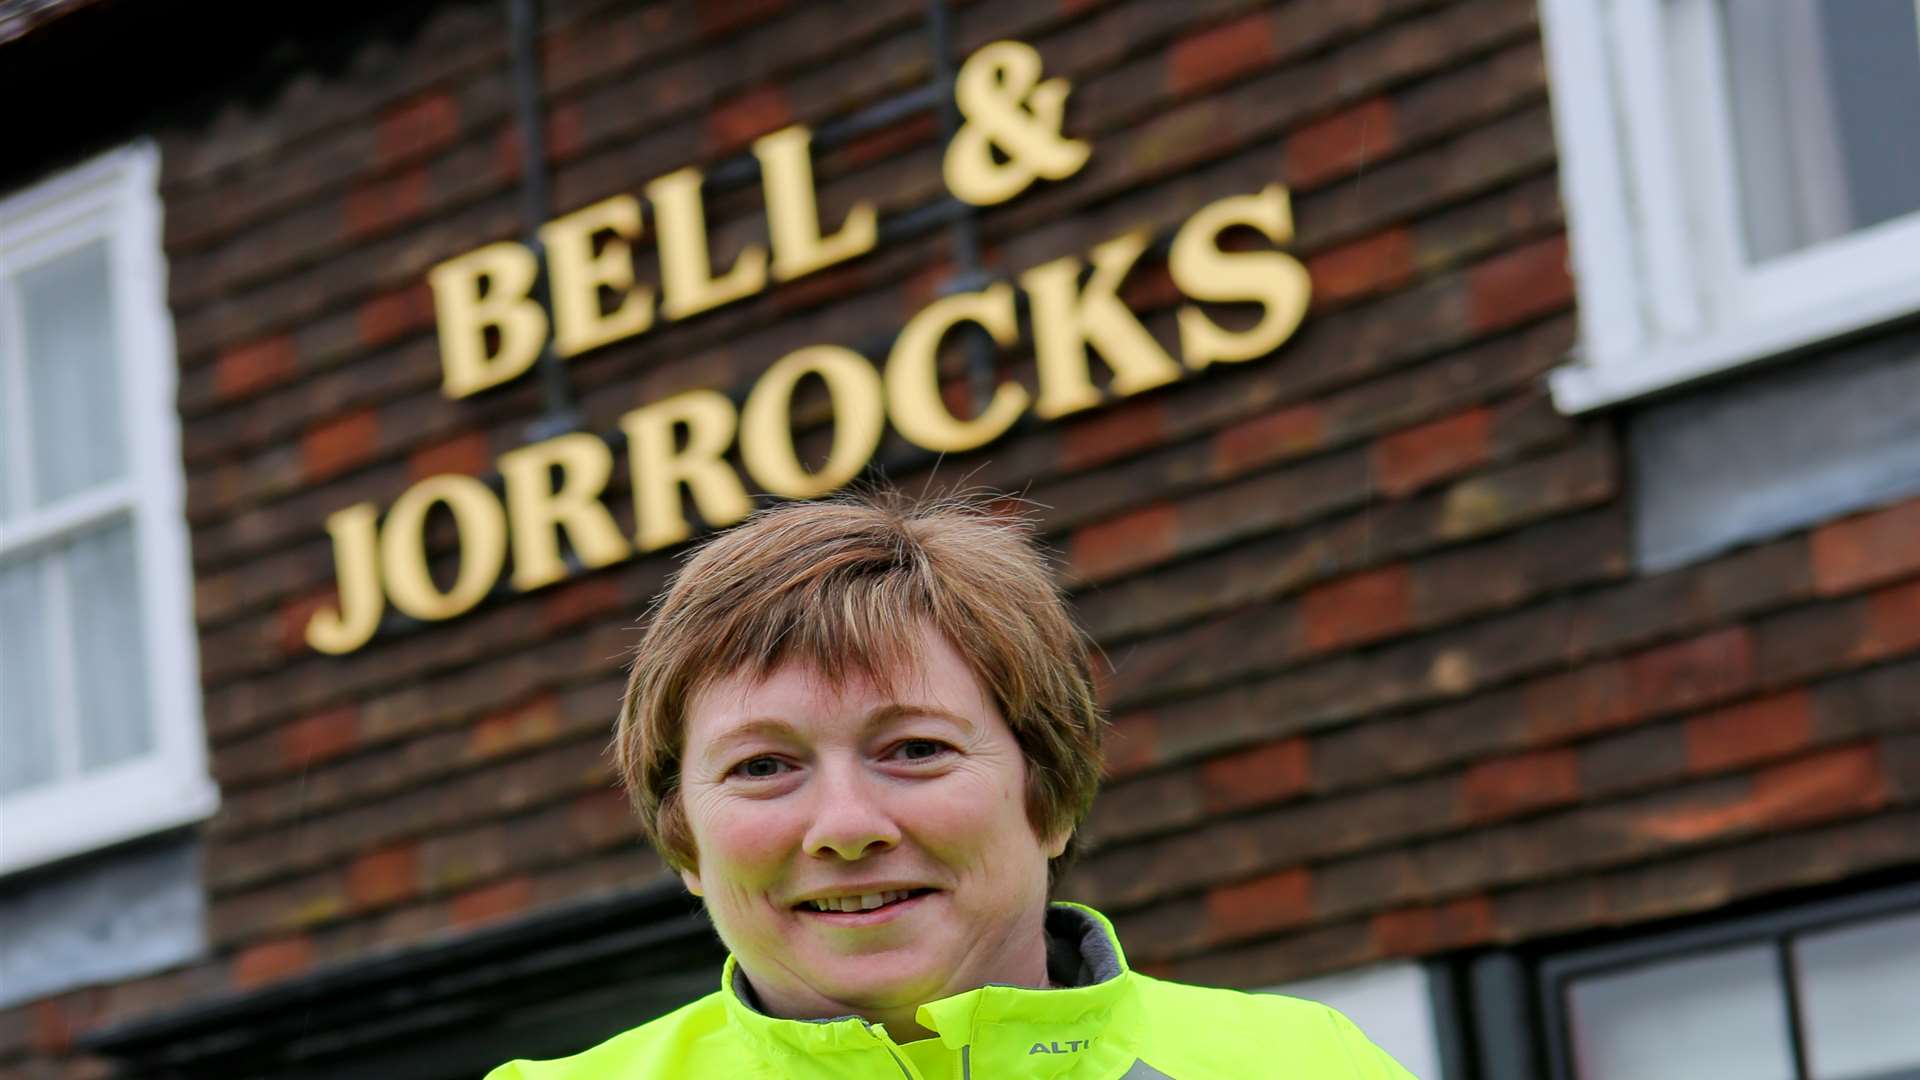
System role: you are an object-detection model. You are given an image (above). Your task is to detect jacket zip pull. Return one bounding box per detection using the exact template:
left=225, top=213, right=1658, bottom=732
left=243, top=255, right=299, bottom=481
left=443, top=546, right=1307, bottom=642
left=863, top=1020, right=917, bottom=1080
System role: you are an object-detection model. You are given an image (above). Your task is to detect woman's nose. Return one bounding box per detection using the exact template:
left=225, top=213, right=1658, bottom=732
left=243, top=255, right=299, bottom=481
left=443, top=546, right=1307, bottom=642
left=799, top=763, right=901, bottom=861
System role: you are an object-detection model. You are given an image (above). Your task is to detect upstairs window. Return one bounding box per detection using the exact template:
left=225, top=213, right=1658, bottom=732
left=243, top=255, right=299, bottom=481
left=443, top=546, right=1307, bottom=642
left=1541, top=882, right=1920, bottom=1080
left=0, top=142, right=216, bottom=875
left=1542, top=0, right=1920, bottom=411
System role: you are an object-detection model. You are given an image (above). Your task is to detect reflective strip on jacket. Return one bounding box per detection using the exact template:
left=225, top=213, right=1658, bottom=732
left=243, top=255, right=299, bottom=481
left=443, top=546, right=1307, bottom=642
left=487, top=902, right=1418, bottom=1079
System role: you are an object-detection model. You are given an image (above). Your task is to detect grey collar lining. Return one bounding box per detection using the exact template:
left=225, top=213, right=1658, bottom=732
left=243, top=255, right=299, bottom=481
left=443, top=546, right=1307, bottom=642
left=731, top=903, right=1124, bottom=1021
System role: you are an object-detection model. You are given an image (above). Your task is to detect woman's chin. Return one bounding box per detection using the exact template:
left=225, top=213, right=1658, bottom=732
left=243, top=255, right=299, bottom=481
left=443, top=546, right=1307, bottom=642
left=786, top=940, right=959, bottom=1009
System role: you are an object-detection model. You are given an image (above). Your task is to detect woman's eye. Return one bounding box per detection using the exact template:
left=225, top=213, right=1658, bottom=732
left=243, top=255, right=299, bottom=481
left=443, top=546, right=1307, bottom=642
left=734, top=756, right=787, bottom=779
left=893, top=739, right=948, bottom=762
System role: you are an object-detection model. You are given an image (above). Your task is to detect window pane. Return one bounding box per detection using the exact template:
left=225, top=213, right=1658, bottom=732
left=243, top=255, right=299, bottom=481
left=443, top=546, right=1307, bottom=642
left=65, top=520, right=153, bottom=772
left=1795, top=909, right=1920, bottom=1080
left=0, top=556, right=58, bottom=795
left=1566, top=945, right=1796, bottom=1080
left=1720, top=0, right=1920, bottom=262
left=19, top=240, right=126, bottom=505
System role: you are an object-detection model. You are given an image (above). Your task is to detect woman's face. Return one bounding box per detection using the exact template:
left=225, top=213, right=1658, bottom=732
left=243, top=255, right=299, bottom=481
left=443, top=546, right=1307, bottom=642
left=676, top=624, right=1064, bottom=1025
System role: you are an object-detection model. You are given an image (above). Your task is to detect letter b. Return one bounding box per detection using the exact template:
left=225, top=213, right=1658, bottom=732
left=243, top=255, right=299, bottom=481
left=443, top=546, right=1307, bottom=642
left=430, top=241, right=549, bottom=398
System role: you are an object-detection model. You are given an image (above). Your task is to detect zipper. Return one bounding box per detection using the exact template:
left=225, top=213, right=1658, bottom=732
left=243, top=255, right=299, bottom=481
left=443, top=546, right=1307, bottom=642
left=960, top=1043, right=972, bottom=1080
left=864, top=1021, right=917, bottom=1080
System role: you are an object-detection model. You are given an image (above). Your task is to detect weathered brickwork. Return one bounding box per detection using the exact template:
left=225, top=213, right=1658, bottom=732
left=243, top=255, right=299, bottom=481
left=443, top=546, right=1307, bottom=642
left=7, top=0, right=1919, bottom=1072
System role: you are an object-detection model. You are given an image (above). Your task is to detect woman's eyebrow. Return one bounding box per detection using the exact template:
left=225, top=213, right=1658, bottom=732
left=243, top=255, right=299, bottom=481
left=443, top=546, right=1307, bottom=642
left=700, top=718, right=799, bottom=760
left=864, top=703, right=969, bottom=729
left=700, top=704, right=970, bottom=761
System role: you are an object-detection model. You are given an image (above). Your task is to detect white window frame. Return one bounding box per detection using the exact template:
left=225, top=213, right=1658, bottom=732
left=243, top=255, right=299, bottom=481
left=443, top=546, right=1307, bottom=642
left=1541, top=0, right=1920, bottom=413
left=0, top=142, right=218, bottom=875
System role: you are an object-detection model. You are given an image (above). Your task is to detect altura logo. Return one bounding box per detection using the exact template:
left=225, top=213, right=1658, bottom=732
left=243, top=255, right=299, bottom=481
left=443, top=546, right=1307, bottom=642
left=1029, top=1039, right=1092, bottom=1055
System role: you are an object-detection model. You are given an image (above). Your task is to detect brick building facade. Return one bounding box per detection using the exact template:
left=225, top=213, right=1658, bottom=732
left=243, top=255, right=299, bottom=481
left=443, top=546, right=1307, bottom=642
left=2, top=0, right=1917, bottom=1077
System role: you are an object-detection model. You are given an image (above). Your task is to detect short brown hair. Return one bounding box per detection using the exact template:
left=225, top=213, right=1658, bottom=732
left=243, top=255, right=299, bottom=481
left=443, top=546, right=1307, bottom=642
left=615, top=493, right=1105, bottom=880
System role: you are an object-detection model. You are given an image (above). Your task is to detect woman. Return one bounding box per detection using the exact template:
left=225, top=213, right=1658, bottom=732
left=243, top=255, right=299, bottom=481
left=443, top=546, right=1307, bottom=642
left=489, top=497, right=1415, bottom=1078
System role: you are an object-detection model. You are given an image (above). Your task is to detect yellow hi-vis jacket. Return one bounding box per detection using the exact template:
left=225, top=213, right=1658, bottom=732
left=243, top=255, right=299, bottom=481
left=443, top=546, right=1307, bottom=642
left=487, top=903, right=1418, bottom=1079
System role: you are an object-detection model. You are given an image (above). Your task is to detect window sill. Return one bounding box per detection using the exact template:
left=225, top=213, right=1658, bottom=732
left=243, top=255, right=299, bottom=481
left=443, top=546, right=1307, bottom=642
left=1551, top=274, right=1920, bottom=413
left=1, top=771, right=219, bottom=878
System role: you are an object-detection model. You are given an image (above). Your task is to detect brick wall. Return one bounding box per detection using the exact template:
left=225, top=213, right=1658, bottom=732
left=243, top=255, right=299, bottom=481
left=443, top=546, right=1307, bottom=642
left=7, top=0, right=1920, bottom=1073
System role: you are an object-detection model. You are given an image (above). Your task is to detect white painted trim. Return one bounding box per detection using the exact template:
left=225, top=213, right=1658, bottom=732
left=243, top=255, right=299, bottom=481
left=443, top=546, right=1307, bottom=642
left=0, top=142, right=217, bottom=876
left=1, top=754, right=218, bottom=872
left=0, top=481, right=137, bottom=557
left=1541, top=0, right=1920, bottom=413
left=1550, top=269, right=1920, bottom=411
left=1538, top=0, right=1645, bottom=366
left=0, top=273, right=30, bottom=520
left=1610, top=0, right=1705, bottom=342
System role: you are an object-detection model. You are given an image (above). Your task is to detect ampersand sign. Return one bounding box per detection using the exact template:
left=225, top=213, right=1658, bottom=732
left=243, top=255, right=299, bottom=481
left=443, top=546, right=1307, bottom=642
left=943, top=40, right=1092, bottom=206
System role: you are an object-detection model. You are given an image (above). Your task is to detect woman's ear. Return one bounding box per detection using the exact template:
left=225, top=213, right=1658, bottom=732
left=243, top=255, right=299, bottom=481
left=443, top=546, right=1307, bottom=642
left=679, top=866, right=704, bottom=898
left=1044, top=829, right=1070, bottom=860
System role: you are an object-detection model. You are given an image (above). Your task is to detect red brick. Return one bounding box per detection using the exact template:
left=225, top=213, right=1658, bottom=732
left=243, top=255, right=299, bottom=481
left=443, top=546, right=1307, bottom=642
left=1636, top=744, right=1888, bottom=844
left=940, top=377, right=972, bottom=424
left=841, top=111, right=938, bottom=166
left=547, top=101, right=586, bottom=161
left=1372, top=407, right=1492, bottom=497
left=408, top=429, right=491, bottom=482
left=1685, top=691, right=1815, bottom=774
left=357, top=282, right=435, bottom=347
left=1061, top=398, right=1166, bottom=471
left=773, top=262, right=867, bottom=314
left=232, top=935, right=315, bottom=990
left=34, top=986, right=109, bottom=1055
left=1859, top=579, right=1920, bottom=660
left=571, top=786, right=638, bottom=849
left=1120, top=262, right=1179, bottom=311
left=1105, top=710, right=1160, bottom=778
left=280, top=588, right=338, bottom=657
left=1206, top=867, right=1312, bottom=941
left=698, top=0, right=787, bottom=38
left=495, top=124, right=526, bottom=183
left=1300, top=564, right=1411, bottom=652
left=452, top=876, right=534, bottom=927
left=1524, top=663, right=1636, bottom=741
left=347, top=843, right=420, bottom=909
left=1070, top=504, right=1178, bottom=583
left=1285, top=98, right=1396, bottom=189
left=1169, top=13, right=1277, bottom=96
left=1626, top=628, right=1755, bottom=718
left=1202, top=738, right=1311, bottom=813
left=1211, top=403, right=1323, bottom=478
left=343, top=167, right=428, bottom=241
left=378, top=93, right=459, bottom=165
left=302, top=407, right=379, bottom=482
left=282, top=706, right=360, bottom=769
left=708, top=85, right=792, bottom=154
left=542, top=574, right=624, bottom=632
left=1460, top=748, right=1579, bottom=823
left=903, top=260, right=953, bottom=316
left=214, top=335, right=297, bottom=399
left=469, top=693, right=561, bottom=759
left=1467, top=234, right=1572, bottom=333
left=1811, top=497, right=1920, bottom=595
left=1371, top=895, right=1494, bottom=957
left=1307, top=228, right=1415, bottom=309
left=30, top=995, right=92, bottom=1056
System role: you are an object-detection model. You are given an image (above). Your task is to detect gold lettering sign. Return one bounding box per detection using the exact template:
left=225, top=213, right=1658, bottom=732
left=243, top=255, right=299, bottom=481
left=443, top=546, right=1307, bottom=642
left=308, top=41, right=1315, bottom=655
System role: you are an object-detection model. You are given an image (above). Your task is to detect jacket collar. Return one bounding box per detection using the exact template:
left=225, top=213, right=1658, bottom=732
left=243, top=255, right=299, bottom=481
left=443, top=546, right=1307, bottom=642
left=719, top=903, right=1145, bottom=1075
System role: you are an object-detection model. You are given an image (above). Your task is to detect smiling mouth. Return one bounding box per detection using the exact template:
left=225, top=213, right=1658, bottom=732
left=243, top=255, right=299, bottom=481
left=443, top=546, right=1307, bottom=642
left=796, top=888, right=937, bottom=914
